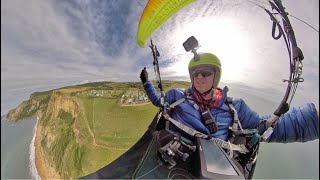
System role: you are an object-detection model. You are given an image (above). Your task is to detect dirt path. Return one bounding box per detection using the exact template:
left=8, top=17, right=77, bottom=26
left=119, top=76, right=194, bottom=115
left=121, top=102, right=151, bottom=106
left=77, top=99, right=128, bottom=151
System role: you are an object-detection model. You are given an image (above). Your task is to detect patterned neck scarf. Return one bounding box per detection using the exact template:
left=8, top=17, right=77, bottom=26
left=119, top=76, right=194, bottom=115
left=192, top=86, right=222, bottom=112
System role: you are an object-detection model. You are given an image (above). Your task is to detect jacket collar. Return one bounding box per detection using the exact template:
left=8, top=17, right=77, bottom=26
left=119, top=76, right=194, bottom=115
left=188, top=85, right=229, bottom=108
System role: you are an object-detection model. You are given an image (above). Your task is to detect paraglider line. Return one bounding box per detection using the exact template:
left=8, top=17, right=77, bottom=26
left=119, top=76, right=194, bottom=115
left=132, top=137, right=157, bottom=179
left=136, top=163, right=162, bottom=179
left=248, top=0, right=266, bottom=9
left=251, top=0, right=319, bottom=33
left=289, top=14, right=319, bottom=33
left=167, top=168, right=197, bottom=180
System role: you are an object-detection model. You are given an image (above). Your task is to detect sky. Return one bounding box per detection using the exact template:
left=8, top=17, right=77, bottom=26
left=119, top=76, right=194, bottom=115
left=1, top=0, right=319, bottom=114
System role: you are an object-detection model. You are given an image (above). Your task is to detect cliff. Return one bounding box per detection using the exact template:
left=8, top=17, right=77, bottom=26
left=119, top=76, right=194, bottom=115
left=6, top=92, right=50, bottom=122
left=37, top=90, right=81, bottom=179
left=5, top=81, right=189, bottom=179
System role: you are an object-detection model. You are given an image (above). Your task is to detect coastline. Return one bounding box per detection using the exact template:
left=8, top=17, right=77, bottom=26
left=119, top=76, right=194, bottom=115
left=29, top=118, right=41, bottom=179
left=34, top=117, right=60, bottom=179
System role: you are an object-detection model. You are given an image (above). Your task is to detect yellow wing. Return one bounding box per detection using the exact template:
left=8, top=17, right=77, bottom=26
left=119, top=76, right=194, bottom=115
left=137, top=0, right=195, bottom=48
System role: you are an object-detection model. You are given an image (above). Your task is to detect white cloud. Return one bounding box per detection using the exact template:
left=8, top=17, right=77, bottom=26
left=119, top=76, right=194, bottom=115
left=1, top=0, right=318, bottom=112
left=143, top=0, right=319, bottom=104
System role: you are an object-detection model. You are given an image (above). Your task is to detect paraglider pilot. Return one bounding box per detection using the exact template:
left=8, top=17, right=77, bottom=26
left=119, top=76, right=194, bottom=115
left=139, top=43, right=319, bottom=144
left=139, top=36, right=318, bottom=179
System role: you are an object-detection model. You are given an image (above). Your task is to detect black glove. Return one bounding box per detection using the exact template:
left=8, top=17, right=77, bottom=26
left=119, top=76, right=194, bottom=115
left=140, top=67, right=148, bottom=84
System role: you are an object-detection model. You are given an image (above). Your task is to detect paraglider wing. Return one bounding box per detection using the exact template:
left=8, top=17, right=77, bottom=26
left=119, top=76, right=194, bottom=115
left=137, top=0, right=195, bottom=48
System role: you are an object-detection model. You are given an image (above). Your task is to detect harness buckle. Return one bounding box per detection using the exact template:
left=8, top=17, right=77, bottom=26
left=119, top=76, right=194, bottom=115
left=202, top=110, right=218, bottom=133
left=261, top=127, right=274, bottom=141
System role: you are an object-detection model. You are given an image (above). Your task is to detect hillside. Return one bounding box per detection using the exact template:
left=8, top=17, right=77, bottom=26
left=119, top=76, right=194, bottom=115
left=6, top=80, right=190, bottom=179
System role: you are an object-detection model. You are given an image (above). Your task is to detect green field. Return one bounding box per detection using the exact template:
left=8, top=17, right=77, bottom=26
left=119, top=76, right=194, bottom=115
left=8, top=80, right=191, bottom=179
left=74, top=94, right=158, bottom=176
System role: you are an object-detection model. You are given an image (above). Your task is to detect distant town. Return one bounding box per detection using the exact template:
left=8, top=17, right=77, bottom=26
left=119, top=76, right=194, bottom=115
left=120, top=89, right=149, bottom=104
left=74, top=88, right=149, bottom=105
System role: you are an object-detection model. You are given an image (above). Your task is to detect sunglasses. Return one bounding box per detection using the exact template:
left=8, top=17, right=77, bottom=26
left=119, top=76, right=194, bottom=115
left=192, top=67, right=215, bottom=77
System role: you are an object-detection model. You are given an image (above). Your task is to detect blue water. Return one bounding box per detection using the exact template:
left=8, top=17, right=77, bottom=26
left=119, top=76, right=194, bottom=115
left=1, top=116, right=36, bottom=179
left=1, top=79, right=78, bottom=179
left=255, top=140, right=319, bottom=179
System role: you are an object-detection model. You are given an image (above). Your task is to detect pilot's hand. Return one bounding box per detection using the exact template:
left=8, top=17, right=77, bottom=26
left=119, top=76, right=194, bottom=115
left=140, top=67, right=148, bottom=84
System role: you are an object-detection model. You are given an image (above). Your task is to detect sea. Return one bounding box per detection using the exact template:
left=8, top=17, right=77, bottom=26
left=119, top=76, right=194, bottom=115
left=0, top=82, right=319, bottom=179
left=1, top=115, right=38, bottom=179
left=1, top=79, right=77, bottom=179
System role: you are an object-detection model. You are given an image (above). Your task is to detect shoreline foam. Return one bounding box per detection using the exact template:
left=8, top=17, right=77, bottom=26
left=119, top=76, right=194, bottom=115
left=29, top=117, right=41, bottom=179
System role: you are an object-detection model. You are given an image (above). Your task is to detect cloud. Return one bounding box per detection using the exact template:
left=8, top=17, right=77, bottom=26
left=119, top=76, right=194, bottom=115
left=2, top=0, right=148, bottom=81
left=147, top=0, right=319, bottom=102
left=1, top=0, right=319, bottom=110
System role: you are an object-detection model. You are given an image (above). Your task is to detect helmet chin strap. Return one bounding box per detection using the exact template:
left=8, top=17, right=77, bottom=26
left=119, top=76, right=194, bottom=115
left=201, top=87, right=213, bottom=96
left=195, top=85, right=214, bottom=97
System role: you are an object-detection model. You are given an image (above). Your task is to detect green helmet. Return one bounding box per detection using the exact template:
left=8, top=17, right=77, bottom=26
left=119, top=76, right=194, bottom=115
left=188, top=53, right=222, bottom=88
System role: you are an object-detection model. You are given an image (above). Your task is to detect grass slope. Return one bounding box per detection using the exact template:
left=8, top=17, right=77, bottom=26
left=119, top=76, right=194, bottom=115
left=9, top=80, right=191, bottom=179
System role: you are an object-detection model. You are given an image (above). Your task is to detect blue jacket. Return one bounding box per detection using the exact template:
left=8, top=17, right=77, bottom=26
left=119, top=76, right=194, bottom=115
left=143, top=81, right=319, bottom=143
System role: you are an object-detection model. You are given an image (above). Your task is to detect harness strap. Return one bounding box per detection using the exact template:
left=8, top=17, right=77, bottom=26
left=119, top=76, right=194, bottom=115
left=168, top=96, right=199, bottom=111
left=227, top=97, right=250, bottom=135
left=169, top=98, right=186, bottom=109
left=162, top=113, right=249, bottom=154
left=187, top=97, right=200, bottom=110
left=164, top=90, right=250, bottom=153
left=162, top=113, right=208, bottom=139
left=211, top=138, right=249, bottom=153
left=227, top=98, right=259, bottom=135
left=184, top=89, right=200, bottom=110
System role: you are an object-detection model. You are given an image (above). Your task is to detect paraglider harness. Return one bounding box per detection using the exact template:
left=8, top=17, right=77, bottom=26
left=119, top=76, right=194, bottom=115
left=148, top=40, right=259, bottom=179
left=146, top=1, right=304, bottom=179
left=153, top=90, right=260, bottom=179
